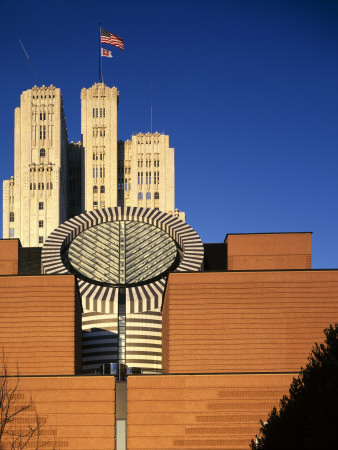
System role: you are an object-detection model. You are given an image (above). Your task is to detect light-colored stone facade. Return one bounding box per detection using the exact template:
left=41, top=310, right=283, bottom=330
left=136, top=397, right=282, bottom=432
left=3, top=85, right=68, bottom=246
left=3, top=83, right=184, bottom=246
left=118, top=132, right=180, bottom=216
left=81, top=82, right=118, bottom=212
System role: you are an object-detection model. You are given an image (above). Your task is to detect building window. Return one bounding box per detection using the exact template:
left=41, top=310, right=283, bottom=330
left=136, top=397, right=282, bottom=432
left=40, top=125, right=46, bottom=140
left=154, top=192, right=159, bottom=199
left=93, top=185, right=98, bottom=194
left=39, top=220, right=43, bottom=228
left=40, top=148, right=45, bottom=157
left=39, top=236, right=44, bottom=244
left=146, top=192, right=151, bottom=200
left=38, top=183, right=44, bottom=190
left=10, top=229, right=14, bottom=238
left=93, top=201, right=98, bottom=209
left=40, top=112, right=46, bottom=121
left=100, top=185, right=105, bottom=193
left=9, top=212, right=14, bottom=222
left=138, top=192, right=143, bottom=200
left=39, top=202, right=44, bottom=210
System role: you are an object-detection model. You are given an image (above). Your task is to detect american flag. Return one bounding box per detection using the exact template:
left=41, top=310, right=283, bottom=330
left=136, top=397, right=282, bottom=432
left=100, top=28, right=124, bottom=51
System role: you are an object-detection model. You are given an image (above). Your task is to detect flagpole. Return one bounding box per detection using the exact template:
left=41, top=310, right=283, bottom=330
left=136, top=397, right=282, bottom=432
left=99, top=22, right=102, bottom=83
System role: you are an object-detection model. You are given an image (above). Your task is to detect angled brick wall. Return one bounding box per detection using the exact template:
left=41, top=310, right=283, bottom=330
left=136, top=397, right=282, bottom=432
left=0, top=275, right=82, bottom=375
left=127, top=374, right=294, bottom=450
left=225, top=233, right=311, bottom=270
left=162, top=271, right=338, bottom=374
left=1, top=376, right=115, bottom=450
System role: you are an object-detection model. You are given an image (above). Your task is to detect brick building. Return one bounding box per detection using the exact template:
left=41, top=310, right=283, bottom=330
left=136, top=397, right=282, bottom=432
left=0, top=229, right=337, bottom=449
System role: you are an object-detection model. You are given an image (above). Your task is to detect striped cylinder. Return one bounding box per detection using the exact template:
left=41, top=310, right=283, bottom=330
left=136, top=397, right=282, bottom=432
left=41, top=207, right=204, bottom=372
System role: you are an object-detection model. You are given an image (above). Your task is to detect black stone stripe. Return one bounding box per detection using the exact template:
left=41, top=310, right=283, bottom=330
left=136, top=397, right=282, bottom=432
left=126, top=334, right=162, bottom=341
left=126, top=350, right=161, bottom=356
left=127, top=318, right=162, bottom=325
left=125, top=359, right=162, bottom=365
left=126, top=342, right=162, bottom=348
left=126, top=326, right=162, bottom=332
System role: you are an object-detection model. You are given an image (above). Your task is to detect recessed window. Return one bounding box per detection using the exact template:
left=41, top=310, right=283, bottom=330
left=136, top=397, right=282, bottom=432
left=100, top=186, right=105, bottom=193
left=39, top=202, right=44, bottom=210
left=154, top=192, right=159, bottom=199
left=146, top=192, right=151, bottom=200
left=39, top=125, right=46, bottom=140
left=138, top=192, right=143, bottom=200
left=40, top=148, right=45, bottom=157
left=10, top=229, right=14, bottom=238
left=93, top=201, right=98, bottom=209
left=39, top=236, right=44, bottom=244
left=93, top=185, right=98, bottom=194
left=39, top=220, right=43, bottom=228
left=9, top=212, right=14, bottom=222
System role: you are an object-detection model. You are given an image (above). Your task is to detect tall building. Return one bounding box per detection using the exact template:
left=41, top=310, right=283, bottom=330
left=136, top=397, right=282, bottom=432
left=81, top=83, right=118, bottom=212
left=3, top=82, right=184, bottom=245
left=3, top=85, right=69, bottom=247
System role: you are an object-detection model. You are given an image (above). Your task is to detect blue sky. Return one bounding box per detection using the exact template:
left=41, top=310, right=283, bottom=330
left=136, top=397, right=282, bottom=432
left=0, top=0, right=338, bottom=268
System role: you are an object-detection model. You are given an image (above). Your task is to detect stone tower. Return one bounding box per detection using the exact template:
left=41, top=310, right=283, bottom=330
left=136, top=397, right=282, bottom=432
left=81, top=82, right=118, bottom=211
left=3, top=85, right=68, bottom=246
left=3, top=82, right=185, bottom=246
left=117, top=132, right=179, bottom=217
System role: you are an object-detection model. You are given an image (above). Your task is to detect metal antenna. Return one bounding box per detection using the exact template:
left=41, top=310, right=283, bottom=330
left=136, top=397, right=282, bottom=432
left=150, top=85, right=153, bottom=134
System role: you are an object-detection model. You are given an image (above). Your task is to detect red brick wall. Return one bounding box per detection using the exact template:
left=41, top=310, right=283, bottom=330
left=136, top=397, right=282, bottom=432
left=0, top=275, right=81, bottom=375
left=226, top=233, right=311, bottom=270
left=127, top=374, right=294, bottom=450
left=1, top=376, right=115, bottom=450
left=0, top=239, right=19, bottom=275
left=162, top=271, right=338, bottom=374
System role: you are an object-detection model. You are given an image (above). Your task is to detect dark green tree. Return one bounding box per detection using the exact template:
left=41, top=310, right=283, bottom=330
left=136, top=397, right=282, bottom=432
left=251, top=324, right=338, bottom=450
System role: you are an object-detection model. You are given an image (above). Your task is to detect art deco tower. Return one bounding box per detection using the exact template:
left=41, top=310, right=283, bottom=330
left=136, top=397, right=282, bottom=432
left=3, top=82, right=184, bottom=246
left=81, top=82, right=118, bottom=211
left=3, top=85, right=68, bottom=246
left=117, top=132, right=181, bottom=218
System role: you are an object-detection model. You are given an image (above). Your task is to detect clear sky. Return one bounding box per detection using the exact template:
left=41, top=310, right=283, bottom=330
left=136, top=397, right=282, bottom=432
left=0, top=0, right=338, bottom=268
